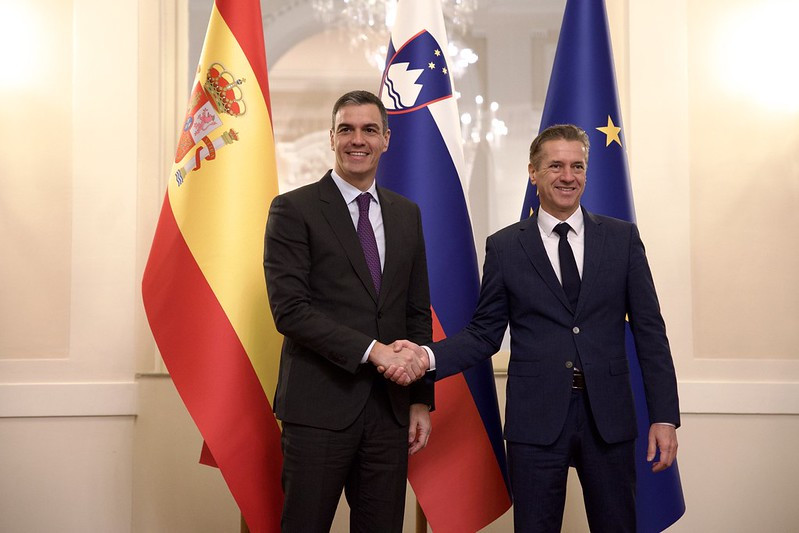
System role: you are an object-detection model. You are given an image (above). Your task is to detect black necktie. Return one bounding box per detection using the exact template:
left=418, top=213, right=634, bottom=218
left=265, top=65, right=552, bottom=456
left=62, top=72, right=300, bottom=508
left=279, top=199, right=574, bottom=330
left=554, top=223, right=580, bottom=309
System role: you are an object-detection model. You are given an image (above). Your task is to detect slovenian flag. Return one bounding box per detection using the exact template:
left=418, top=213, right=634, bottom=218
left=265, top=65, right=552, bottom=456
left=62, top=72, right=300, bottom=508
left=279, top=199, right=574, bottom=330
left=520, top=0, right=686, bottom=530
left=141, top=1, right=283, bottom=531
left=376, top=0, right=512, bottom=531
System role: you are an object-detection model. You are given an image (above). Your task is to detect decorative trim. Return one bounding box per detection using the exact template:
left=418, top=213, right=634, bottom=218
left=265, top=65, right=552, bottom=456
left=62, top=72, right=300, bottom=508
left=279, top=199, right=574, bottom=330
left=0, top=382, right=138, bottom=418
left=678, top=381, right=799, bottom=415
left=492, top=350, right=799, bottom=415
left=2, top=379, right=794, bottom=418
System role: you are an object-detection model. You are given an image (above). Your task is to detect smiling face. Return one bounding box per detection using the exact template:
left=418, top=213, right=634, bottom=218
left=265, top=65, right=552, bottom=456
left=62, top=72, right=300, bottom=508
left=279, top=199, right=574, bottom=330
left=528, top=139, right=587, bottom=220
left=330, top=103, right=390, bottom=190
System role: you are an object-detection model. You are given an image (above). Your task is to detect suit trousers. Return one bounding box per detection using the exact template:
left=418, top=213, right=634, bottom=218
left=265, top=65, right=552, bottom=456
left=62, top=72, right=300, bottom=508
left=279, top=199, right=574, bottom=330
left=507, top=389, right=636, bottom=533
left=280, top=380, right=409, bottom=533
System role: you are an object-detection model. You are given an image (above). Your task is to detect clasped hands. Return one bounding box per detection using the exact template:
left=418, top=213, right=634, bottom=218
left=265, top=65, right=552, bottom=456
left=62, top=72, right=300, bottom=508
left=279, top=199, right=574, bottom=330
left=369, top=340, right=427, bottom=386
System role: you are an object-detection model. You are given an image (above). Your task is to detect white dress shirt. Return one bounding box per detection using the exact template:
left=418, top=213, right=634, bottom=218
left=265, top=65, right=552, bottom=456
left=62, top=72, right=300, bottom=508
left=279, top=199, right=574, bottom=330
left=537, top=207, right=585, bottom=283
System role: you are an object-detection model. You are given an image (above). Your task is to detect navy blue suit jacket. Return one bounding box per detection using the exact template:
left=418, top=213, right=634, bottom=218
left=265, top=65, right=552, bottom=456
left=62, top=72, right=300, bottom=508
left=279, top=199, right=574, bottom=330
left=433, top=207, right=679, bottom=445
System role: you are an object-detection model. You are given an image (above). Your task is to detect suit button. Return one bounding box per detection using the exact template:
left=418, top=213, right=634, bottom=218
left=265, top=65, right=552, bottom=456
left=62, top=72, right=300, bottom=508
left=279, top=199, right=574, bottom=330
left=377, top=311, right=383, bottom=319
left=565, top=361, right=574, bottom=369
left=572, top=326, right=580, bottom=334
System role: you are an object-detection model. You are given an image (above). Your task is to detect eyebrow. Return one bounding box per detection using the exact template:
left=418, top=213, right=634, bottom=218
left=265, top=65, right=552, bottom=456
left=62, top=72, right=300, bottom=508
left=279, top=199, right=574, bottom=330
left=547, top=156, right=584, bottom=163
left=336, top=122, right=381, bottom=131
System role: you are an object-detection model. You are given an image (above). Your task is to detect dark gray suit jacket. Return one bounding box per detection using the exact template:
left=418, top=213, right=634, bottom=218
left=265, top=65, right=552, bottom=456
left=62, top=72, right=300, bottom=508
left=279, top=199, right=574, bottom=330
left=433, top=207, right=679, bottom=445
left=264, top=172, right=433, bottom=430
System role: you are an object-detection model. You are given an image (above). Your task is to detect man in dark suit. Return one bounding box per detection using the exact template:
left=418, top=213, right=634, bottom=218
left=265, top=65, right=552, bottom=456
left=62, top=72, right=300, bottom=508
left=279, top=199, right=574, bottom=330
left=264, top=90, right=433, bottom=532
left=390, top=124, right=679, bottom=532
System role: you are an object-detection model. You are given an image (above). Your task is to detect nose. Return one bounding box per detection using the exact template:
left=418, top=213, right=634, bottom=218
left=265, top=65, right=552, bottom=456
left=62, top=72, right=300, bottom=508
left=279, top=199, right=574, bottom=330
left=561, top=168, right=577, bottom=182
left=351, top=129, right=366, bottom=144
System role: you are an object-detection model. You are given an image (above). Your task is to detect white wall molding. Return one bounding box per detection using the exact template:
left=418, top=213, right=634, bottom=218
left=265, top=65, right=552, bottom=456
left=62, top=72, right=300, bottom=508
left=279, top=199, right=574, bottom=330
left=0, top=382, right=138, bottom=418
left=493, top=375, right=799, bottom=416
left=678, top=381, right=799, bottom=415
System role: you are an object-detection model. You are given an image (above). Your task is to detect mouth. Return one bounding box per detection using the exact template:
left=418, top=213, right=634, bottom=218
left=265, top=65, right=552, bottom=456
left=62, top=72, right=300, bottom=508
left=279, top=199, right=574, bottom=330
left=347, top=151, right=369, bottom=157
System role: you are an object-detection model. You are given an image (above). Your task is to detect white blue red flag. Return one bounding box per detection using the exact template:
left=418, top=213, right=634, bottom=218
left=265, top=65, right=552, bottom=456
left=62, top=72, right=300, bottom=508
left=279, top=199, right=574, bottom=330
left=376, top=0, right=512, bottom=531
left=521, top=0, right=686, bottom=530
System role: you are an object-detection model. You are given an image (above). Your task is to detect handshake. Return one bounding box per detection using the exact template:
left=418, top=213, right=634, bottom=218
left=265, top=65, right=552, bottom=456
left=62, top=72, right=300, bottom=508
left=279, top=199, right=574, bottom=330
left=369, top=340, right=428, bottom=386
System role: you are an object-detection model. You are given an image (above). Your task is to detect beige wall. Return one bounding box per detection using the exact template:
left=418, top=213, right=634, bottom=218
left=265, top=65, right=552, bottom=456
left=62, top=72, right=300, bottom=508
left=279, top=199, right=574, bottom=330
left=1, top=0, right=797, bottom=532
left=0, top=0, right=140, bottom=531
left=129, top=376, right=799, bottom=533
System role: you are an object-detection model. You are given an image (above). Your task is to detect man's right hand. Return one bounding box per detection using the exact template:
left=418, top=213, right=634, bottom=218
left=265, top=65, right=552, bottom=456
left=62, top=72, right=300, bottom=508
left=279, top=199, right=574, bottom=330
left=376, top=340, right=428, bottom=385
left=369, top=341, right=429, bottom=385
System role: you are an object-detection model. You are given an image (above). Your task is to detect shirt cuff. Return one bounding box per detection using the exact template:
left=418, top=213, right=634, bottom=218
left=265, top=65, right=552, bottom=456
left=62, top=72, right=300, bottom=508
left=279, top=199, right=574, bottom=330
left=654, top=422, right=676, bottom=427
left=361, top=339, right=377, bottom=364
left=421, top=345, right=436, bottom=371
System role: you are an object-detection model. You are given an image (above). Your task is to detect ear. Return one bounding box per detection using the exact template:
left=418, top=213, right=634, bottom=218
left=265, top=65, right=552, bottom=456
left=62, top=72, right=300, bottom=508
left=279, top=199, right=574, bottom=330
left=329, top=129, right=335, bottom=151
left=382, top=128, right=391, bottom=152
left=528, top=162, right=536, bottom=185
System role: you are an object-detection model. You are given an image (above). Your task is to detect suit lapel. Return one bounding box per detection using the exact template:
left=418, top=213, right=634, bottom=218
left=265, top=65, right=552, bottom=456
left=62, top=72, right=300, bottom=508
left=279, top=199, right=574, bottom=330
left=518, top=212, right=573, bottom=312
left=318, top=173, right=379, bottom=303
left=578, top=208, right=605, bottom=315
left=376, top=187, right=398, bottom=307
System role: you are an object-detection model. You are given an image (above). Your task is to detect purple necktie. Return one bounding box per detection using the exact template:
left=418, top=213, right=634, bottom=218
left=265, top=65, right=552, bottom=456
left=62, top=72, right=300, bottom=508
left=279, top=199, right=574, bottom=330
left=356, top=193, right=381, bottom=293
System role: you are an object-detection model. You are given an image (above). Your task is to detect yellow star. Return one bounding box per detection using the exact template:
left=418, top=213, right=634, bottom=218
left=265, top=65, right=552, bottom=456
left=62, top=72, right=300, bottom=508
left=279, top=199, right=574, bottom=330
left=434, top=49, right=441, bottom=56
left=428, top=62, right=436, bottom=69
left=596, top=115, right=622, bottom=147
left=442, top=67, right=448, bottom=75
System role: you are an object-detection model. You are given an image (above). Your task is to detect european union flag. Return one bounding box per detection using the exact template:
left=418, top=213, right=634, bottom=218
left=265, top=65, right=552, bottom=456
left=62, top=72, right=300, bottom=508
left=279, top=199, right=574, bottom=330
left=521, top=0, right=686, bottom=531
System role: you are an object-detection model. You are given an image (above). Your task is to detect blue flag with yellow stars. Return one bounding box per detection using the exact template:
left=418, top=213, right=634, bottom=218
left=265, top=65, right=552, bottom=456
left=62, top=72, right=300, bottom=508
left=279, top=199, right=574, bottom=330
left=520, top=0, right=686, bottom=531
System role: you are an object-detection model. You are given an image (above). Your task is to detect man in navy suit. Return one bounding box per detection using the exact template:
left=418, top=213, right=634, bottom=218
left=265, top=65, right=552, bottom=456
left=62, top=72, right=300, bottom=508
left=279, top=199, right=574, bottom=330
left=390, top=124, right=679, bottom=532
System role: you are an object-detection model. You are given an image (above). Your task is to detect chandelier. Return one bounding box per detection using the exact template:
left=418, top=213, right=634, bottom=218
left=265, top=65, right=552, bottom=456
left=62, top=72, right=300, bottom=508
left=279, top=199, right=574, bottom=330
left=311, top=0, right=479, bottom=75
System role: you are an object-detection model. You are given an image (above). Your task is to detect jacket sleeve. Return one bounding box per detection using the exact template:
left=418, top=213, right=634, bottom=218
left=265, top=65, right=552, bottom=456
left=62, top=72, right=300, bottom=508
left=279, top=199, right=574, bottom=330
left=405, top=204, right=435, bottom=408
left=431, top=234, right=510, bottom=380
left=264, top=193, right=373, bottom=374
left=626, top=224, right=680, bottom=427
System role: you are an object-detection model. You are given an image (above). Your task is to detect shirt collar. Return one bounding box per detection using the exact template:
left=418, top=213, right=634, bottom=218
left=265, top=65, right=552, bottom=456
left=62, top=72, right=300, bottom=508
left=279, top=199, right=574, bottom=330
left=537, top=206, right=584, bottom=237
left=331, top=171, right=379, bottom=206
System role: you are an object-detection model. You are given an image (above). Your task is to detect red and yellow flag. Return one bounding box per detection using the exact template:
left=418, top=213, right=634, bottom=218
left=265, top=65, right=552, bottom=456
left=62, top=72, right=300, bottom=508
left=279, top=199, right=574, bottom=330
left=142, top=1, right=283, bottom=531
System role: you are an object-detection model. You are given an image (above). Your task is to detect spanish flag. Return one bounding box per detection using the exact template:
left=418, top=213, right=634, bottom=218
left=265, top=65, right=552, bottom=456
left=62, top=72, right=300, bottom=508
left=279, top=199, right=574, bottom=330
left=141, top=1, right=282, bottom=531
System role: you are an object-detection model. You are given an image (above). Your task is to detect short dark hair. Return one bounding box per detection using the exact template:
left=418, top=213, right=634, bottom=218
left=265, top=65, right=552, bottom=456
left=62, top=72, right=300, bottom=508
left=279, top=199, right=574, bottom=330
left=331, top=90, right=389, bottom=133
left=528, top=124, right=590, bottom=169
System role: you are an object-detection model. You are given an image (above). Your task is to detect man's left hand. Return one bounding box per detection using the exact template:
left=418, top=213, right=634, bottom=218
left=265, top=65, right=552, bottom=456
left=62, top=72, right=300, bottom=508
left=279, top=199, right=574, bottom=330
left=647, top=423, right=678, bottom=473
left=408, top=403, right=431, bottom=455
